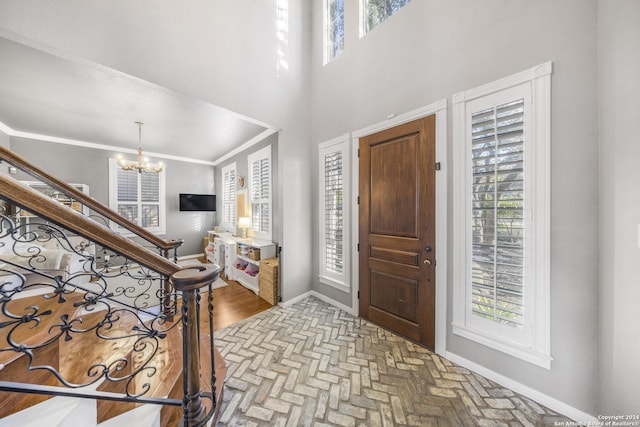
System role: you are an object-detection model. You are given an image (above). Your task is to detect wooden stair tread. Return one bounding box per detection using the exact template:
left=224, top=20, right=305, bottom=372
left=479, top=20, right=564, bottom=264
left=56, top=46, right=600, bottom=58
left=58, top=308, right=143, bottom=385
left=0, top=291, right=86, bottom=366
left=0, top=292, right=85, bottom=419
left=96, top=323, right=183, bottom=423
left=1, top=290, right=228, bottom=426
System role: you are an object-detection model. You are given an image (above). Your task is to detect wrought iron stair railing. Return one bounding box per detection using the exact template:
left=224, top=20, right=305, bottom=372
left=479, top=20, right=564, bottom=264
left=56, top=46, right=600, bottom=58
left=0, top=169, right=224, bottom=426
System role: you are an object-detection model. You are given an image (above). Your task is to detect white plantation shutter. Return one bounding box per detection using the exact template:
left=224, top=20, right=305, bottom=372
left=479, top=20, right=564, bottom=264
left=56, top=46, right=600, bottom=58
left=222, top=163, right=236, bottom=227
left=140, top=172, right=160, bottom=228
left=453, top=62, right=552, bottom=368
left=116, top=167, right=138, bottom=223
left=323, top=151, right=343, bottom=274
left=109, top=158, right=165, bottom=233
left=318, top=135, right=350, bottom=292
left=471, top=99, right=525, bottom=328
left=248, top=146, right=272, bottom=239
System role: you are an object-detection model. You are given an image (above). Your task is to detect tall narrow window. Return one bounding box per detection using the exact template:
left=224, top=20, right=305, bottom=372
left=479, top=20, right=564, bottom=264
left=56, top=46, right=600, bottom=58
left=452, top=63, right=552, bottom=368
left=109, top=159, right=165, bottom=234
left=324, top=0, right=344, bottom=64
left=222, top=163, right=237, bottom=229
left=248, top=146, right=272, bottom=240
left=360, top=0, right=412, bottom=36
left=319, top=135, right=350, bottom=292
left=470, top=99, right=526, bottom=328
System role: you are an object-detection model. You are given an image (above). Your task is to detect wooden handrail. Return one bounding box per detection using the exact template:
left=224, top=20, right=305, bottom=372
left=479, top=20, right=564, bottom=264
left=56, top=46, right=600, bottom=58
left=0, top=174, right=179, bottom=277
left=0, top=146, right=182, bottom=251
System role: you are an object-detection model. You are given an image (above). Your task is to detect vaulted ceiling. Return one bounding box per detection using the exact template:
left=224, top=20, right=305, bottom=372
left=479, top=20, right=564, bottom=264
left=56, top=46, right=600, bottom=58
left=0, top=36, right=274, bottom=165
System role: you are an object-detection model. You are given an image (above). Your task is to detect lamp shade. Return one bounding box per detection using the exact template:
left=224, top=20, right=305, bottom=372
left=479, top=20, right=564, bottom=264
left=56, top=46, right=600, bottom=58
left=238, top=217, right=251, bottom=229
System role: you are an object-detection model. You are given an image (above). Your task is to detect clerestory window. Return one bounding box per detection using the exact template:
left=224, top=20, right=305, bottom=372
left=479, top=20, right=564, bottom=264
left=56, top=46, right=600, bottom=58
left=324, top=0, right=345, bottom=64
left=360, top=0, right=412, bottom=36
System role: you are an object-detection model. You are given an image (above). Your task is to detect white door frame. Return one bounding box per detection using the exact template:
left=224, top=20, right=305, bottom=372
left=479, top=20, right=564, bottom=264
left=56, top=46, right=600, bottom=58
left=350, top=99, right=448, bottom=355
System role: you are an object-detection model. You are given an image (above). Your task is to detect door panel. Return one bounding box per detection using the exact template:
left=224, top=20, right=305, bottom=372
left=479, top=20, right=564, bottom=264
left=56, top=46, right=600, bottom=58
left=359, top=115, right=436, bottom=349
left=370, top=271, right=418, bottom=323
left=369, top=134, right=419, bottom=237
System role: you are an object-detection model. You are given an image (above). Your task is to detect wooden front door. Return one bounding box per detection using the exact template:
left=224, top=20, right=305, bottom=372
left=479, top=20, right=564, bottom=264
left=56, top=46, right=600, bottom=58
left=359, top=115, right=436, bottom=349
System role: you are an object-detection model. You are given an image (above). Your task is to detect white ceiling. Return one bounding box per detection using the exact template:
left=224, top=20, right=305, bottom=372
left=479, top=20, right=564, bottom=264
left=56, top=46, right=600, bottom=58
left=0, top=36, right=273, bottom=165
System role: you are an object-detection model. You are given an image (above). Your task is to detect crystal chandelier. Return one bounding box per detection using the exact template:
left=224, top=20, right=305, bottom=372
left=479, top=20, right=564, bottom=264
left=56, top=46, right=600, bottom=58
left=117, top=121, right=163, bottom=173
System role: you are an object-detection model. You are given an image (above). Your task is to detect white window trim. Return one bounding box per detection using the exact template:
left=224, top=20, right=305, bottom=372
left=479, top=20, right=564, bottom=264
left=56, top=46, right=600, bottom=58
left=108, top=158, right=166, bottom=236
left=319, top=134, right=351, bottom=293
left=221, top=162, right=237, bottom=231
left=247, top=145, right=272, bottom=241
left=452, top=62, right=552, bottom=369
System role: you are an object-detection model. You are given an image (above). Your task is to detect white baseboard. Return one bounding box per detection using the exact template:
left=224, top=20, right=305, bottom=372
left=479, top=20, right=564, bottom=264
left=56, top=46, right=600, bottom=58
left=278, top=290, right=313, bottom=308
left=279, top=290, right=357, bottom=316
left=177, top=253, right=202, bottom=262
left=444, top=351, right=597, bottom=423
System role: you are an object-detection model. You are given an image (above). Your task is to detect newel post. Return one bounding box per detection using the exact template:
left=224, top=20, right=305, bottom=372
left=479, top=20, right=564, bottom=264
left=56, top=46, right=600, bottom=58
left=172, top=264, right=219, bottom=426
left=162, top=239, right=184, bottom=319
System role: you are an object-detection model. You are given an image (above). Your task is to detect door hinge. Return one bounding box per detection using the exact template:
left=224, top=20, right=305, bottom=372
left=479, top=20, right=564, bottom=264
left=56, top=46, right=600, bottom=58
left=357, top=291, right=360, bottom=299
left=357, top=149, right=360, bottom=158
left=435, top=162, right=441, bottom=171
left=357, top=196, right=360, bottom=205
left=357, top=243, right=360, bottom=252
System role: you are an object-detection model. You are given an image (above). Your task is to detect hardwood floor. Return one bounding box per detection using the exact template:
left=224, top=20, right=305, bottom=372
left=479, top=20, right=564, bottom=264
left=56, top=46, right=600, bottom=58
left=206, top=278, right=274, bottom=331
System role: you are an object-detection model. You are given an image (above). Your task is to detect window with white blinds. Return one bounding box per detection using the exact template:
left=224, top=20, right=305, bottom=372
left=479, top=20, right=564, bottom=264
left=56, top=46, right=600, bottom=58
left=319, top=135, right=350, bottom=292
left=471, top=99, right=525, bottom=328
left=323, top=151, right=343, bottom=274
left=247, top=146, right=271, bottom=240
left=452, top=62, right=552, bottom=369
left=109, top=158, right=165, bottom=234
left=221, top=163, right=237, bottom=229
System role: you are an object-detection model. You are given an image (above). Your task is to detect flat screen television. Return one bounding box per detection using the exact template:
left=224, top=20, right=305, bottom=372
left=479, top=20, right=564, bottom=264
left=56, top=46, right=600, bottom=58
left=179, top=194, right=216, bottom=211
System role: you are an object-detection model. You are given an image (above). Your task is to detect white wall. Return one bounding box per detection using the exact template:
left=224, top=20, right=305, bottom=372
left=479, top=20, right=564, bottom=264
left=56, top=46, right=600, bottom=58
left=310, top=0, right=599, bottom=415
left=0, top=0, right=313, bottom=301
left=598, top=0, right=640, bottom=414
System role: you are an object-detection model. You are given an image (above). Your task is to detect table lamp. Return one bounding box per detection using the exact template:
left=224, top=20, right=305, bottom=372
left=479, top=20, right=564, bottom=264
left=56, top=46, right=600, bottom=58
left=238, top=217, right=251, bottom=238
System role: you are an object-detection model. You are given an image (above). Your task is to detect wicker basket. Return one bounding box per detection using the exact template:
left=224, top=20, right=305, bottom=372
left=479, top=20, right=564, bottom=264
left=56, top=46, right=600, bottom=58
left=259, top=258, right=278, bottom=305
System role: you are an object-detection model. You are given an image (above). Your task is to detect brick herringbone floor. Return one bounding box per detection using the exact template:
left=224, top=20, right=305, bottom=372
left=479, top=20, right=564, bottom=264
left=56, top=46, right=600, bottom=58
left=214, top=297, right=572, bottom=426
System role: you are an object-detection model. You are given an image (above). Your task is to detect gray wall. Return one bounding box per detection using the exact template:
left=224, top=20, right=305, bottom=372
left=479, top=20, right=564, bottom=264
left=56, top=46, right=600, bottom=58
left=310, top=0, right=599, bottom=415
left=598, top=0, right=640, bottom=414
left=214, top=133, right=281, bottom=247
left=9, top=136, right=214, bottom=257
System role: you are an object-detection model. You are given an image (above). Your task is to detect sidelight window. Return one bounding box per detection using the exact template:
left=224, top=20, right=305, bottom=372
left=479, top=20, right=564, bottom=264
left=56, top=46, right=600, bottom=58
left=319, top=135, right=350, bottom=292
left=452, top=63, right=552, bottom=368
